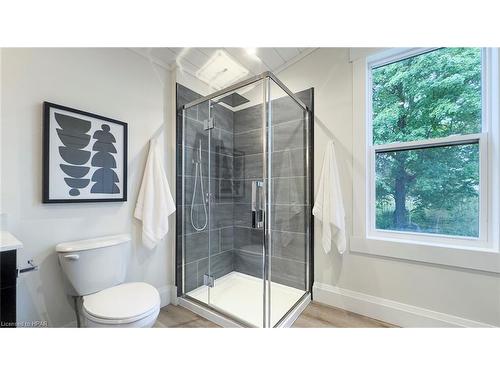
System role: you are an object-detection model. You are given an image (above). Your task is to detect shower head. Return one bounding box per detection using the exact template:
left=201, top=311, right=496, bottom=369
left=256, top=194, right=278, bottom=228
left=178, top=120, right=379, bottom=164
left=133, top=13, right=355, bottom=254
left=217, top=92, right=250, bottom=108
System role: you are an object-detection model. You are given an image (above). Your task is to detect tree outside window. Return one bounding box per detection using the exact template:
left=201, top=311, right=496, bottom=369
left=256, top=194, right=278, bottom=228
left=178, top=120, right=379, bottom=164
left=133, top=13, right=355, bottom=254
left=371, top=48, right=482, bottom=237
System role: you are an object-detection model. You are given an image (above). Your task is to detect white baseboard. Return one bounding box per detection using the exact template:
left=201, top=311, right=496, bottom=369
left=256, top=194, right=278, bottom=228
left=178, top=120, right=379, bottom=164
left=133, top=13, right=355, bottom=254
left=313, top=282, right=496, bottom=328
left=157, top=285, right=175, bottom=308
left=170, top=286, right=179, bottom=306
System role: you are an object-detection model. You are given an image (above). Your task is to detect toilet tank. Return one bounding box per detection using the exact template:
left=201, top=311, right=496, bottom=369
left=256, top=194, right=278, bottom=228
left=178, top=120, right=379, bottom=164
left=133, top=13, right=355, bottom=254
left=56, top=234, right=131, bottom=296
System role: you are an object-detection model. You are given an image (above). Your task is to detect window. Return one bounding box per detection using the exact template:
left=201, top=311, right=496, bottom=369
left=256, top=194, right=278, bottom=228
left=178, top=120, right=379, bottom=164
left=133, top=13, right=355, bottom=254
left=351, top=47, right=499, bottom=272
left=369, top=48, right=485, bottom=241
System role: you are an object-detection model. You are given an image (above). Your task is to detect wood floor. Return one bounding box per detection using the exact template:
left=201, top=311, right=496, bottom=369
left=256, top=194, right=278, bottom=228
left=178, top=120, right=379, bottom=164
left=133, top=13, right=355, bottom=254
left=154, top=304, right=219, bottom=328
left=154, top=302, right=396, bottom=328
left=292, top=302, right=396, bottom=328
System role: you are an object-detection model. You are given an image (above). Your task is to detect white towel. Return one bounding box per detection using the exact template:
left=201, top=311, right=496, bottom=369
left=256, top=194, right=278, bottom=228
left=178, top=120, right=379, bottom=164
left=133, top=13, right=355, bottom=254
left=312, top=140, right=346, bottom=254
left=134, top=138, right=176, bottom=249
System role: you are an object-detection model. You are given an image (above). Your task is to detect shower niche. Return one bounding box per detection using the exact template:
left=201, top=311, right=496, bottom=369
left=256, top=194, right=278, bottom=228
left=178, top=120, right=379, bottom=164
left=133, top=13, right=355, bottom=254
left=176, top=72, right=313, bottom=327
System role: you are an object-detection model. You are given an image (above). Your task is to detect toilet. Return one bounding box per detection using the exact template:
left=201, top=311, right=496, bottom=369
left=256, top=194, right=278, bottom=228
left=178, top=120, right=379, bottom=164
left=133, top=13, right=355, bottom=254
left=56, top=234, right=160, bottom=328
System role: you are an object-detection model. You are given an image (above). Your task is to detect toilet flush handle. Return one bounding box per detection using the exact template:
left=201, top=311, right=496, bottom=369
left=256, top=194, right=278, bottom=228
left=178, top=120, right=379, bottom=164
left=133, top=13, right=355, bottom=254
left=64, top=254, right=79, bottom=261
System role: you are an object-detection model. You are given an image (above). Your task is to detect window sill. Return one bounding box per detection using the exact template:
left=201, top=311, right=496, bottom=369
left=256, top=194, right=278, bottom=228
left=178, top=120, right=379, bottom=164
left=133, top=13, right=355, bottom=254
left=350, top=236, right=500, bottom=274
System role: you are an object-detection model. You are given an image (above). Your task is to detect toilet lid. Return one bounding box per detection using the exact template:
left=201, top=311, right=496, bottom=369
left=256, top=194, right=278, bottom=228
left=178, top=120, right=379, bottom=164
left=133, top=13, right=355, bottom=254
left=83, top=282, right=160, bottom=320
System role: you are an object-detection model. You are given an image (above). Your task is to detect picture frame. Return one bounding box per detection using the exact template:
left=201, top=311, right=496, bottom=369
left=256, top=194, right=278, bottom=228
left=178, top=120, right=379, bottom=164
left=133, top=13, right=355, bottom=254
left=42, top=102, right=128, bottom=203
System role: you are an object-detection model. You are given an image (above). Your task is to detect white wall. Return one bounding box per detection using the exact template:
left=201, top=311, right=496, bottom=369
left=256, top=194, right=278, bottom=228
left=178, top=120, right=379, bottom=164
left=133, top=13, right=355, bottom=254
left=1, top=48, right=176, bottom=327
left=276, top=48, right=500, bottom=326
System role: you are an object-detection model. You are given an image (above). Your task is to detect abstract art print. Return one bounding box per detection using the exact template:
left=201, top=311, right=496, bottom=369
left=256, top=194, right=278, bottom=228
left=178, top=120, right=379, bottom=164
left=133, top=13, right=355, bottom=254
left=43, top=102, right=127, bottom=203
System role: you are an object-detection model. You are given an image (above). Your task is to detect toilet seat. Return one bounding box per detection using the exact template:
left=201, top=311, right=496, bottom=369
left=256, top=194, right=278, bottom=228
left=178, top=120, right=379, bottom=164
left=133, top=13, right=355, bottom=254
left=82, top=282, right=160, bottom=326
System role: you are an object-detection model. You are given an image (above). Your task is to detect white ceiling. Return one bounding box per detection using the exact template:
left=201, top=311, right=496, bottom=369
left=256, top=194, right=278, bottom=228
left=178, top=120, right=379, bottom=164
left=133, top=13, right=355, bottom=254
left=131, top=47, right=315, bottom=77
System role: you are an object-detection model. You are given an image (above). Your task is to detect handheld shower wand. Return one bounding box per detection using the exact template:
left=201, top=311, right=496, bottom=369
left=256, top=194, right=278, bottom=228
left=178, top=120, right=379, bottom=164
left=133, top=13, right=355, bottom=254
left=190, top=140, right=208, bottom=231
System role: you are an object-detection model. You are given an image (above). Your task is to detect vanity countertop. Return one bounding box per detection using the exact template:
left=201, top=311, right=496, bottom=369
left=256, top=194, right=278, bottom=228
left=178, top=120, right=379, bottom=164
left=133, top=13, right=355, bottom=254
left=0, top=231, right=23, bottom=252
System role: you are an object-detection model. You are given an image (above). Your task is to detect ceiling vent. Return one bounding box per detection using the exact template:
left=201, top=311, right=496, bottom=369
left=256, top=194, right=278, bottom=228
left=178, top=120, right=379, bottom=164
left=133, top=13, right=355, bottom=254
left=196, top=50, right=249, bottom=90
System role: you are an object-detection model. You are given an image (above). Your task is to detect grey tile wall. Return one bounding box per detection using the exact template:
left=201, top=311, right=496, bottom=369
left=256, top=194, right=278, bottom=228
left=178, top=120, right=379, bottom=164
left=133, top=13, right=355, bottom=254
left=234, top=129, right=263, bottom=155
left=233, top=250, right=264, bottom=279
left=234, top=227, right=263, bottom=254
left=234, top=153, right=263, bottom=179
left=273, top=120, right=306, bottom=151
left=233, top=105, right=263, bottom=133
left=272, top=230, right=307, bottom=262
left=272, top=177, right=308, bottom=205
left=232, top=89, right=312, bottom=290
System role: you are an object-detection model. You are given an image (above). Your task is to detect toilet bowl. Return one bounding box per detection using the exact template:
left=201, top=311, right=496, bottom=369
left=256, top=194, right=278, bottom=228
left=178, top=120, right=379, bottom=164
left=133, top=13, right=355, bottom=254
left=82, top=282, right=160, bottom=328
left=56, top=234, right=161, bottom=328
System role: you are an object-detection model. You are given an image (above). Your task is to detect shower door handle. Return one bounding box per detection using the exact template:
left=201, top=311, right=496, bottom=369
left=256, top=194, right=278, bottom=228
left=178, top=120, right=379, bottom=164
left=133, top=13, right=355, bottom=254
left=251, top=181, right=264, bottom=229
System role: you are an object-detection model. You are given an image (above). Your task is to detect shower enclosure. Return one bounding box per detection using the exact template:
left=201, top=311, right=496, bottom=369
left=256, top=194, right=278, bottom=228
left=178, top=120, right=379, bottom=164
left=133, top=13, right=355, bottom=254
left=176, top=72, right=313, bottom=327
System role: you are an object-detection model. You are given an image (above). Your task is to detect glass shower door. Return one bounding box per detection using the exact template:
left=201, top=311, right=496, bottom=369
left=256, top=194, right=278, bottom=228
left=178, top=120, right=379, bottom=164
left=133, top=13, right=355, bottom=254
left=266, top=78, right=310, bottom=327
left=181, top=99, right=211, bottom=306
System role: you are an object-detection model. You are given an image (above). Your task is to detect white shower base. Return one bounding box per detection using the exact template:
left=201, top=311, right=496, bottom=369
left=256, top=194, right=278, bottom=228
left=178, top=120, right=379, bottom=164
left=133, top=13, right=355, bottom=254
left=186, top=271, right=307, bottom=327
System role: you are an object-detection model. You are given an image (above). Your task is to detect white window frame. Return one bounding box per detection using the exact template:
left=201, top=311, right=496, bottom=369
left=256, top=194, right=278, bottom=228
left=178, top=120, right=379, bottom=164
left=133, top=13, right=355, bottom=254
left=351, top=48, right=500, bottom=273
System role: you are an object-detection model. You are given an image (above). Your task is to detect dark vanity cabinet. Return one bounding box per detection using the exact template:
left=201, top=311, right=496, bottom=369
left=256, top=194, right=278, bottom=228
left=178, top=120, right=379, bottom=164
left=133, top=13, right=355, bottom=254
left=0, top=249, right=17, bottom=327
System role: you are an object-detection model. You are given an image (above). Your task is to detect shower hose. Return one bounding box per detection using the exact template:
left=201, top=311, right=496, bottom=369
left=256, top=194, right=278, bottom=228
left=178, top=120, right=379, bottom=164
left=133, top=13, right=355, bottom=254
left=190, top=142, right=208, bottom=231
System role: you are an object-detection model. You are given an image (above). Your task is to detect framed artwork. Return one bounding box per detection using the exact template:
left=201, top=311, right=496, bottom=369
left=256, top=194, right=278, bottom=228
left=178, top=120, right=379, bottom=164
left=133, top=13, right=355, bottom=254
left=42, top=102, right=128, bottom=203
